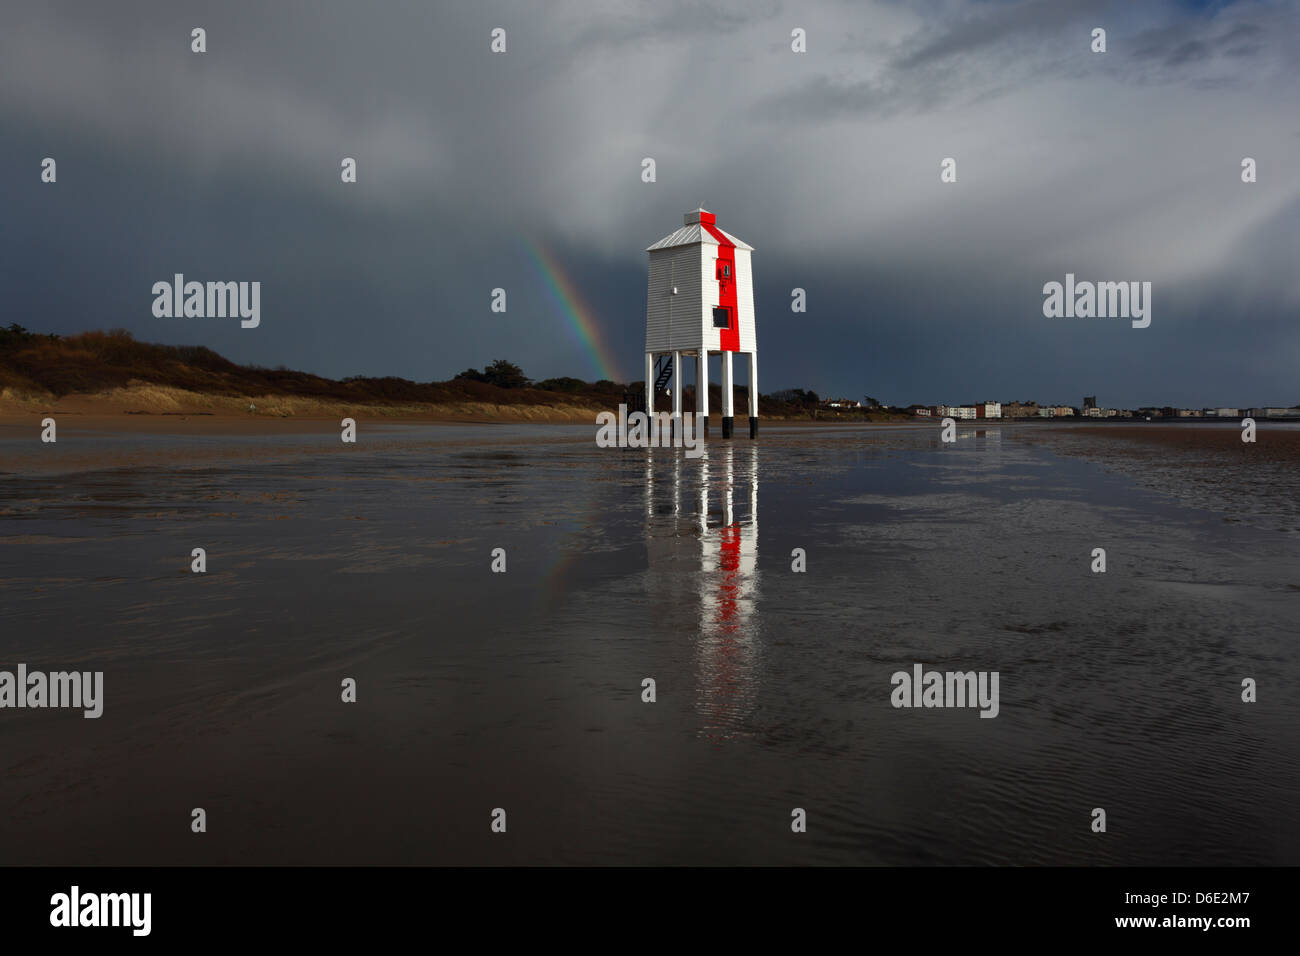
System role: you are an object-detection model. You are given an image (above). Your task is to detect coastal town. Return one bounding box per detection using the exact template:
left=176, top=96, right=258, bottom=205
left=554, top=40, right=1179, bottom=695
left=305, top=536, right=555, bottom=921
left=818, top=396, right=1300, bottom=421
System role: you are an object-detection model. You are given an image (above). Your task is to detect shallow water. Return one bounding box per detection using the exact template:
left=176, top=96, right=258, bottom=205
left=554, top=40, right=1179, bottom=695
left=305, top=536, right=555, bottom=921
left=2, top=422, right=1298, bottom=864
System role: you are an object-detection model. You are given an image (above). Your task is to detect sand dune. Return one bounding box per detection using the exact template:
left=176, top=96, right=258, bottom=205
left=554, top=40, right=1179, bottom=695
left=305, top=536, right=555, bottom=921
left=0, top=382, right=606, bottom=429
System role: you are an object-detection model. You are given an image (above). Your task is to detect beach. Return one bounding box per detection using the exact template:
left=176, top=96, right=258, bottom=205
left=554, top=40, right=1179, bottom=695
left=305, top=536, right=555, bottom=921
left=3, top=420, right=1298, bottom=865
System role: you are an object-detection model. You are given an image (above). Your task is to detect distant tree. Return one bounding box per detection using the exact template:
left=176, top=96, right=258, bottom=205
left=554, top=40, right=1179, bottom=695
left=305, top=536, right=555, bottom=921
left=769, top=388, right=820, bottom=407
left=864, top=395, right=881, bottom=408
left=536, top=376, right=587, bottom=393
left=482, top=359, right=529, bottom=389
left=454, top=367, right=488, bottom=383
left=0, top=323, right=60, bottom=347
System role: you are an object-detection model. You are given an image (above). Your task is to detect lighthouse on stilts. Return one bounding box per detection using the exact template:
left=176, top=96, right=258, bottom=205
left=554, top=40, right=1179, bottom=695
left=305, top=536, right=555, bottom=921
left=644, top=208, right=758, bottom=439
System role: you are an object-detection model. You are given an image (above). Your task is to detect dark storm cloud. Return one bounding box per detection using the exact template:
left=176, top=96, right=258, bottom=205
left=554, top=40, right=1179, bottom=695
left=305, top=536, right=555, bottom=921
left=1165, top=39, right=1211, bottom=66
left=759, top=75, right=898, bottom=122
left=1131, top=15, right=1275, bottom=77
left=893, top=0, right=1108, bottom=71
left=1, top=0, right=1297, bottom=406
left=570, top=0, right=781, bottom=48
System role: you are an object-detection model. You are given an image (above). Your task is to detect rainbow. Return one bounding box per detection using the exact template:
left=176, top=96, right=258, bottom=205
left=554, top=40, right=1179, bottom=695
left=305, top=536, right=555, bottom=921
left=523, top=239, right=623, bottom=383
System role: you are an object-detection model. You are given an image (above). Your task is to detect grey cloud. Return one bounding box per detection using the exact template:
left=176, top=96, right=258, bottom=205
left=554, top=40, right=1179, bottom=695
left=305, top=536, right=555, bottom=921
left=1, top=0, right=1297, bottom=407
left=893, top=0, right=1108, bottom=71
left=1166, top=40, right=1210, bottom=66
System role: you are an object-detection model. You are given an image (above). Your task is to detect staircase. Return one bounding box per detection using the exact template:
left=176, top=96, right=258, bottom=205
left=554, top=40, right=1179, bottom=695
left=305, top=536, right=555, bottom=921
left=624, top=356, right=676, bottom=414
left=653, top=356, right=674, bottom=394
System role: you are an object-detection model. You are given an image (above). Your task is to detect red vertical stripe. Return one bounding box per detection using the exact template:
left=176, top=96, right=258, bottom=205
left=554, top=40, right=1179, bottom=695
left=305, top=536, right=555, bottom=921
left=715, top=523, right=741, bottom=630
left=701, top=222, right=739, bottom=352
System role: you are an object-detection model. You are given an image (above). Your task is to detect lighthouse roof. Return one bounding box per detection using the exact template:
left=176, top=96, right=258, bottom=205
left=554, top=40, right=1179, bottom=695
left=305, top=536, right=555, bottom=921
left=646, top=208, right=754, bottom=252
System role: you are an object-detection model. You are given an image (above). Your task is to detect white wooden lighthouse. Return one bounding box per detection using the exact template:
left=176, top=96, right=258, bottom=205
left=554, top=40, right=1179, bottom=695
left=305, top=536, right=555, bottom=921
left=645, top=208, right=758, bottom=439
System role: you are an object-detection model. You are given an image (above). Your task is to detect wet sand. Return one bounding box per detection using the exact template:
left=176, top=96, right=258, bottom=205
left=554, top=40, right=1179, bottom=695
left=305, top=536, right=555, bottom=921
left=0, top=415, right=921, bottom=476
left=1062, top=423, right=1300, bottom=461
left=1021, top=422, right=1300, bottom=533
left=3, top=422, right=1299, bottom=865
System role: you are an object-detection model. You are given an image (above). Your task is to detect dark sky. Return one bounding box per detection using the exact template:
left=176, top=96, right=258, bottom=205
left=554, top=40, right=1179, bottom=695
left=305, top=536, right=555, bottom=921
left=2, top=0, right=1297, bottom=408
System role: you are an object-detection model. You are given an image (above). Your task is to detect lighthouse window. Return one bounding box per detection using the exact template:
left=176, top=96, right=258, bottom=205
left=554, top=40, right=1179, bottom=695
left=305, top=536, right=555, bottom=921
left=713, top=307, right=731, bottom=329
left=717, top=261, right=732, bottom=280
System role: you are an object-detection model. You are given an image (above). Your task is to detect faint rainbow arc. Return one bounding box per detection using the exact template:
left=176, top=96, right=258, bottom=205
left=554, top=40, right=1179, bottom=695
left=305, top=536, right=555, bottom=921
left=523, top=240, right=623, bottom=383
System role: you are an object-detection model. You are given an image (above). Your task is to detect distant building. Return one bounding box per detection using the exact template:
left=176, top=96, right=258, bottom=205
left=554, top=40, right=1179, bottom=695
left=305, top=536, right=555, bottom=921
left=974, top=402, right=1002, bottom=419
left=907, top=404, right=932, bottom=416
left=1003, top=401, right=1038, bottom=418
left=1083, top=395, right=1097, bottom=410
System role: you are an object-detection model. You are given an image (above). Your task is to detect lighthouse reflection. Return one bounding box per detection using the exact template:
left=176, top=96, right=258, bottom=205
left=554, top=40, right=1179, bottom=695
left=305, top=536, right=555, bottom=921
left=644, top=443, right=760, bottom=741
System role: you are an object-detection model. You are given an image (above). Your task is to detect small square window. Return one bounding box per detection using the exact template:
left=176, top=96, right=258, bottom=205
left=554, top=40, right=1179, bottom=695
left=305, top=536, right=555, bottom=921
left=713, top=307, right=731, bottom=329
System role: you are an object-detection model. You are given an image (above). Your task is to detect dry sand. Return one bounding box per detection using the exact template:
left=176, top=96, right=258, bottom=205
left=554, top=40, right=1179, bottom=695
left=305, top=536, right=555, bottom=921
left=0, top=382, right=608, bottom=432
left=0, top=382, right=917, bottom=436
